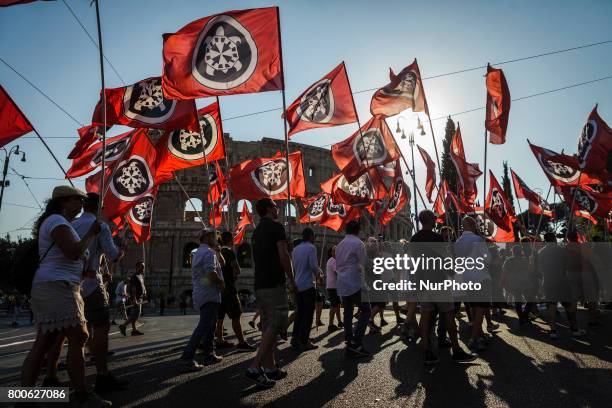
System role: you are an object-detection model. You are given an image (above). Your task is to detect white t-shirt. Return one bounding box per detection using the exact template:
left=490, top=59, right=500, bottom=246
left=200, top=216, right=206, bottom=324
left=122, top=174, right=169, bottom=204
left=326, top=257, right=337, bottom=289
left=115, top=281, right=127, bottom=302
left=33, top=214, right=84, bottom=284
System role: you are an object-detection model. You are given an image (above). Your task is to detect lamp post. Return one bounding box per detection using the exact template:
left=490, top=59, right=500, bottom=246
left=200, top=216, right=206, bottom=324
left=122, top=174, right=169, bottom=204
left=408, top=131, right=419, bottom=230
left=0, top=145, right=26, bottom=213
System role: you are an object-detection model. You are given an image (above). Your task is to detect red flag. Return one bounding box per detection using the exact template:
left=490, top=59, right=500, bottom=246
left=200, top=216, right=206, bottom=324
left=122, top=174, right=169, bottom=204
left=510, top=169, right=553, bottom=217
left=207, top=161, right=227, bottom=204
left=155, top=101, right=225, bottom=183
left=433, top=180, right=449, bottom=216
left=606, top=217, right=612, bottom=232
left=229, top=151, right=305, bottom=200
left=561, top=186, right=612, bottom=218
left=234, top=203, right=254, bottom=245
left=370, top=59, right=428, bottom=117
left=573, top=209, right=597, bottom=224
left=68, top=124, right=110, bottom=160
left=100, top=132, right=158, bottom=220
left=471, top=208, right=515, bottom=243
left=378, top=160, right=397, bottom=178
left=577, top=105, right=612, bottom=174
left=331, top=116, right=399, bottom=182
left=0, top=0, right=51, bottom=6
left=127, top=186, right=158, bottom=244
left=320, top=196, right=360, bottom=232
left=162, top=7, right=283, bottom=99
left=321, top=169, right=387, bottom=206
left=380, top=170, right=410, bottom=226
left=284, top=62, right=357, bottom=137
left=450, top=125, right=482, bottom=204
left=485, top=64, right=511, bottom=144
left=528, top=200, right=554, bottom=218
left=485, top=171, right=516, bottom=231
left=417, top=145, right=436, bottom=202
left=528, top=141, right=600, bottom=189
left=92, top=77, right=199, bottom=132
left=0, top=85, right=33, bottom=148
left=300, top=193, right=328, bottom=224
left=448, top=191, right=473, bottom=214
left=66, top=129, right=134, bottom=178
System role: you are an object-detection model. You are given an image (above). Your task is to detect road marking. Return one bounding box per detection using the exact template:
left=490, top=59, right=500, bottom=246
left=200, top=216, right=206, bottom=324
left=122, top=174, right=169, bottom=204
left=0, top=338, right=34, bottom=349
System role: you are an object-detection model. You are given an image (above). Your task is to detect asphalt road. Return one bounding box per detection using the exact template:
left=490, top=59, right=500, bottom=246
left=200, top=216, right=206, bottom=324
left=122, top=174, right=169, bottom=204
left=1, top=306, right=611, bottom=408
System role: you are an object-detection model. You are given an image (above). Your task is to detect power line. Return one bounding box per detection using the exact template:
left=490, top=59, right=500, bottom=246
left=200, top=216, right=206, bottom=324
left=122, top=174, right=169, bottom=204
left=0, top=57, right=84, bottom=127
left=9, top=166, right=43, bottom=209
left=61, top=0, right=126, bottom=85
left=7, top=171, right=85, bottom=181
left=4, top=202, right=41, bottom=210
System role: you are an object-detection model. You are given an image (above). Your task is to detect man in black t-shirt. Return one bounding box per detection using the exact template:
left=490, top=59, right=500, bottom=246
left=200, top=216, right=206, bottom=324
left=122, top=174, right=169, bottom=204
left=215, top=231, right=255, bottom=351
left=246, top=198, right=297, bottom=388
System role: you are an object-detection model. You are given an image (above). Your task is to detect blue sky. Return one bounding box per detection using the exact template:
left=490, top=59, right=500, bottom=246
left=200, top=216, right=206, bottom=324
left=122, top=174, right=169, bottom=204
left=1, top=0, right=611, bottom=238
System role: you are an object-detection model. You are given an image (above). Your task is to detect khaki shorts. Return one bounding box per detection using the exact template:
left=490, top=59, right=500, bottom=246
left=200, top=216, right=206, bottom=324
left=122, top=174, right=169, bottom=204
left=256, top=286, right=288, bottom=332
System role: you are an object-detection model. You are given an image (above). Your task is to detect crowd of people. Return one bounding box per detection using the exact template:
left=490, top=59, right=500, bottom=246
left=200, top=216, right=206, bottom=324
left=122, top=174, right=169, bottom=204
left=18, top=187, right=609, bottom=405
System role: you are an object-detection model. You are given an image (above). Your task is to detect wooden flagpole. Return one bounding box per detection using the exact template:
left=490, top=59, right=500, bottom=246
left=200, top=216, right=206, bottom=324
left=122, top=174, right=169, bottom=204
left=94, top=0, right=106, bottom=214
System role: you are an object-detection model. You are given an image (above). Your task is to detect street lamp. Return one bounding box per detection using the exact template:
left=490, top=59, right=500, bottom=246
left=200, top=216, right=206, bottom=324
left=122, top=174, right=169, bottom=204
left=0, top=145, right=27, bottom=213
left=396, top=116, right=420, bottom=231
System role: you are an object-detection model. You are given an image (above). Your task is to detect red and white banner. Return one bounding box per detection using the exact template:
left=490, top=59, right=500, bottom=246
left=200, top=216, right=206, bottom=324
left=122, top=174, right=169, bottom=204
left=561, top=186, right=612, bottom=219
left=68, top=124, right=111, bottom=160
left=234, top=202, right=254, bottom=245
left=331, top=116, right=399, bottom=182
left=321, top=169, right=387, bottom=206
left=299, top=192, right=360, bottom=232
left=155, top=101, right=225, bottom=183
left=0, top=85, right=33, bottom=148
left=285, top=62, right=357, bottom=137
left=417, top=145, right=436, bottom=203
left=450, top=125, right=482, bottom=204
left=67, top=129, right=134, bottom=178
left=577, top=105, right=612, bottom=175
left=471, top=208, right=515, bottom=243
left=127, top=186, right=159, bottom=244
left=162, top=7, right=283, bottom=99
left=370, top=59, right=428, bottom=117
left=92, top=76, right=199, bottom=131
left=485, top=171, right=516, bottom=232
left=229, top=151, right=305, bottom=200
left=207, top=161, right=227, bottom=204
left=510, top=169, right=552, bottom=217
left=380, top=166, right=409, bottom=226
left=485, top=64, right=511, bottom=144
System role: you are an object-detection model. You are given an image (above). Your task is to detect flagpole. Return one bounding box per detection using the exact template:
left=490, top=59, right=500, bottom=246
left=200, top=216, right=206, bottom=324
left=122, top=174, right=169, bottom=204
left=174, top=175, right=205, bottom=226
left=513, top=191, right=528, bottom=237
left=94, top=0, right=107, bottom=214
left=198, top=130, right=216, bottom=230
left=482, top=128, right=489, bottom=224
left=564, top=168, right=583, bottom=240
left=31, top=129, right=74, bottom=186
left=215, top=96, right=234, bottom=233
left=318, top=227, right=327, bottom=268
left=408, top=133, right=419, bottom=230
left=534, top=184, right=553, bottom=237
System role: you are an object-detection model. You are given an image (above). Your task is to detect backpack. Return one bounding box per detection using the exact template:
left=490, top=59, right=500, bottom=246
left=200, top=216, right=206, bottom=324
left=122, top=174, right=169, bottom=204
left=9, top=239, right=53, bottom=297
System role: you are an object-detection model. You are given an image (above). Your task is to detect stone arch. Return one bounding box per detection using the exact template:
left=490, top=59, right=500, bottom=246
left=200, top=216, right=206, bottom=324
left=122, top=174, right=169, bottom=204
left=184, top=198, right=203, bottom=222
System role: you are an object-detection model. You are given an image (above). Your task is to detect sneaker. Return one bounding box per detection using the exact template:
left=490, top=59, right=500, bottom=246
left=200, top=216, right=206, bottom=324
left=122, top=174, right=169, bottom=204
left=72, top=391, right=113, bottom=407
left=264, top=367, right=288, bottom=381
left=181, top=359, right=204, bottom=372
left=248, top=320, right=256, bottom=329
left=380, top=319, right=389, bottom=327
left=337, top=321, right=344, bottom=328
left=487, top=323, right=500, bottom=332
left=438, top=337, right=452, bottom=349
left=346, top=342, right=371, bottom=357
left=131, top=330, right=144, bottom=336
left=396, top=316, right=405, bottom=324
left=236, top=342, right=257, bottom=351
left=245, top=368, right=276, bottom=388
left=215, top=340, right=234, bottom=349
left=328, top=324, right=339, bottom=332
left=95, top=373, right=129, bottom=393
left=572, top=328, right=586, bottom=338
left=118, top=325, right=127, bottom=336
left=42, top=376, right=63, bottom=387
left=423, top=350, right=439, bottom=365
left=452, top=348, right=477, bottom=363
left=316, top=321, right=324, bottom=327
left=203, top=353, right=223, bottom=365
left=549, top=330, right=559, bottom=339
left=368, top=322, right=381, bottom=334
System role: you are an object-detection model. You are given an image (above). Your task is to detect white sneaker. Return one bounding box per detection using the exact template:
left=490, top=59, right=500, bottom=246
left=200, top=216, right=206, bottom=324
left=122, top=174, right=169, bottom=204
left=181, top=359, right=204, bottom=372
left=572, top=329, right=586, bottom=338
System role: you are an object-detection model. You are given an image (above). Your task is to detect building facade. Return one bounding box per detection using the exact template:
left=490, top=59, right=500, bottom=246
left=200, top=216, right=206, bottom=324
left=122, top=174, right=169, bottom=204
left=118, top=135, right=413, bottom=300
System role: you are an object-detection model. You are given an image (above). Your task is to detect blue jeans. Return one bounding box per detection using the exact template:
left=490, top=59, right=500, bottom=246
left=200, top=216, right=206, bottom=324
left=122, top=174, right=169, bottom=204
left=342, top=290, right=371, bottom=346
left=182, top=302, right=219, bottom=360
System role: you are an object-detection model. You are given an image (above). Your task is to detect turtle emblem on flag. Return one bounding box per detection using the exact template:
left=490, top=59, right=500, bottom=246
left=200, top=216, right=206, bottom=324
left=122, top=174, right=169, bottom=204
left=251, top=159, right=290, bottom=195
left=208, top=163, right=219, bottom=185
left=490, top=188, right=507, bottom=220
left=387, top=179, right=403, bottom=212
left=192, top=15, right=258, bottom=90
left=339, top=173, right=373, bottom=199
left=381, top=70, right=419, bottom=100
left=577, top=119, right=597, bottom=165
left=474, top=212, right=496, bottom=239
left=167, top=113, right=218, bottom=160
left=327, top=198, right=347, bottom=217
left=109, top=156, right=153, bottom=201
left=308, top=195, right=326, bottom=218
left=90, top=136, right=131, bottom=168
left=537, top=149, right=580, bottom=184
left=129, top=194, right=154, bottom=226
left=573, top=188, right=597, bottom=214
left=353, top=128, right=387, bottom=165
left=123, top=78, right=177, bottom=124
left=296, top=79, right=334, bottom=123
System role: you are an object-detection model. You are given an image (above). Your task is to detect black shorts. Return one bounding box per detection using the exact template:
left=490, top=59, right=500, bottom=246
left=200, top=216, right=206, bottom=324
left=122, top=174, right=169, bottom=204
left=316, top=290, right=325, bottom=303
left=327, top=289, right=340, bottom=307
left=218, top=290, right=242, bottom=320
left=84, top=286, right=110, bottom=326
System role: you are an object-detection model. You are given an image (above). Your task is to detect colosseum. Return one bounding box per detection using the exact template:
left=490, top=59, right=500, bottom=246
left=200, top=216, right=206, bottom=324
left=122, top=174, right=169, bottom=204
left=116, top=134, right=413, bottom=300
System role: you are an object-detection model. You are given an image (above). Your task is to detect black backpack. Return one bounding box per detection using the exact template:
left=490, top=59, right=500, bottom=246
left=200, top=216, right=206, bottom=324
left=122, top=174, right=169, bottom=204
left=9, top=240, right=53, bottom=297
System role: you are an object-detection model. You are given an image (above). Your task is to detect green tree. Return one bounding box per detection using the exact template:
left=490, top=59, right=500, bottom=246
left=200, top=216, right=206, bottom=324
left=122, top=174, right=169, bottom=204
left=502, top=161, right=515, bottom=212
left=440, top=117, right=457, bottom=194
